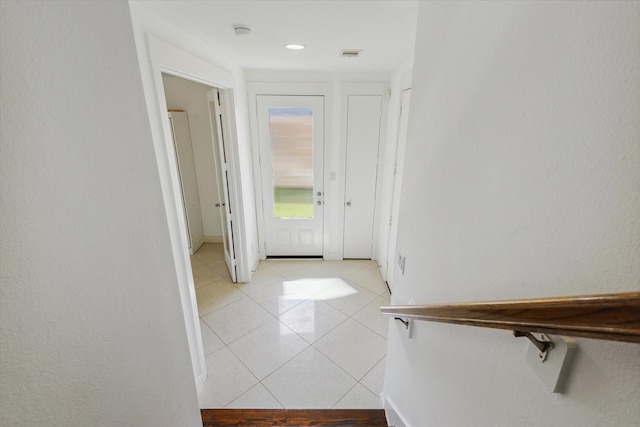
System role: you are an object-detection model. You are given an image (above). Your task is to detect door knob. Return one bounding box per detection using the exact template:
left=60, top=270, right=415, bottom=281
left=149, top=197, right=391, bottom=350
left=317, top=200, right=322, bottom=206
left=346, top=201, right=352, bottom=207
left=317, top=191, right=323, bottom=196
left=215, top=203, right=221, bottom=207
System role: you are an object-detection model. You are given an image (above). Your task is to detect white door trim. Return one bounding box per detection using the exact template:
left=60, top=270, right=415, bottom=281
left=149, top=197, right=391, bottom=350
left=144, top=35, right=249, bottom=393
left=248, top=82, right=333, bottom=260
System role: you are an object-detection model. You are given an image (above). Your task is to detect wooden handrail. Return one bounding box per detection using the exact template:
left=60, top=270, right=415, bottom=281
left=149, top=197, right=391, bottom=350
left=380, top=292, right=640, bottom=343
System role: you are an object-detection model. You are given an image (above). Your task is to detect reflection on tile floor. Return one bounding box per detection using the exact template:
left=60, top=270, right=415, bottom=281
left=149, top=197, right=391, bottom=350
left=192, top=243, right=389, bottom=409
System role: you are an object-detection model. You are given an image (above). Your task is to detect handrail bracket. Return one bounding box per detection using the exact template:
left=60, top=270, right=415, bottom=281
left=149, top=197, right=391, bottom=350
left=394, top=317, right=410, bottom=329
left=513, top=331, right=553, bottom=362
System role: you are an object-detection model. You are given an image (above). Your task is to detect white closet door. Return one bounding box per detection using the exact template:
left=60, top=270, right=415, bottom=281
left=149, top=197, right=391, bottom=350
left=168, top=112, right=204, bottom=254
left=343, top=95, right=383, bottom=259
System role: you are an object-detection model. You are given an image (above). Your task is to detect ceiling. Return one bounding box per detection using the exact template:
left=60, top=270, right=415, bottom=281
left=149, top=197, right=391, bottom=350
left=138, top=0, right=419, bottom=72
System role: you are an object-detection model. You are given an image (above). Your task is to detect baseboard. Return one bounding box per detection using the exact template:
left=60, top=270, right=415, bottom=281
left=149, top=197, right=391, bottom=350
left=323, top=251, right=343, bottom=261
left=204, top=235, right=223, bottom=243
left=383, top=394, right=410, bottom=427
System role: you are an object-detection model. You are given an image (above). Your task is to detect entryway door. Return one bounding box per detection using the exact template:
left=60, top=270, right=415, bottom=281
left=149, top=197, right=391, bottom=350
left=256, top=95, right=324, bottom=256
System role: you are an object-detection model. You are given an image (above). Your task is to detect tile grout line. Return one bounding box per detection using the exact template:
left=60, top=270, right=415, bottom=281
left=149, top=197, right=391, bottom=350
left=194, top=245, right=388, bottom=410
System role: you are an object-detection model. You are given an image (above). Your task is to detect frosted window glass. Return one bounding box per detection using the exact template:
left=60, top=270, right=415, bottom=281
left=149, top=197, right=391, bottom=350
left=269, top=107, right=314, bottom=218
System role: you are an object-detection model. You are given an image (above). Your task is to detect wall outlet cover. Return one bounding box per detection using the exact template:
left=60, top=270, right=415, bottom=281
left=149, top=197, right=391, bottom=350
left=526, top=334, right=577, bottom=393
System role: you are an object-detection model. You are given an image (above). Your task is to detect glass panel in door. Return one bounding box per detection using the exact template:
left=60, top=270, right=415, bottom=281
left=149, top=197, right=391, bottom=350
left=269, top=107, right=314, bottom=219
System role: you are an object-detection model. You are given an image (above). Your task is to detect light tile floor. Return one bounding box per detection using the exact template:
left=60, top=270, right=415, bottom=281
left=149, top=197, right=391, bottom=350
left=191, top=243, right=390, bottom=409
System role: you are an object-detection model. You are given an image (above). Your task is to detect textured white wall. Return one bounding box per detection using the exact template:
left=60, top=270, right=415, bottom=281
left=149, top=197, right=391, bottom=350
left=0, top=1, right=202, bottom=426
left=163, top=75, right=223, bottom=240
left=384, top=2, right=640, bottom=426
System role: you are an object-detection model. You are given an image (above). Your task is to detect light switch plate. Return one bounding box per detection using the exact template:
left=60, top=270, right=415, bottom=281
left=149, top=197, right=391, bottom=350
left=526, top=334, right=577, bottom=393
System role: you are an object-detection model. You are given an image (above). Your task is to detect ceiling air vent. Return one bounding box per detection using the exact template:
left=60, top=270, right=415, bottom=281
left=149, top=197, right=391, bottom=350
left=341, top=49, right=362, bottom=58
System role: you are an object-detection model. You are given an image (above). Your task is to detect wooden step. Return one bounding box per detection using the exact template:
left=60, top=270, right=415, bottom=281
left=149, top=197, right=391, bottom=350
left=201, top=408, right=388, bottom=426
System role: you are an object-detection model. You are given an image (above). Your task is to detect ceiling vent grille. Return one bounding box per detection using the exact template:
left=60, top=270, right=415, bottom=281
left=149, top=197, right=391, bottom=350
left=341, top=49, right=362, bottom=58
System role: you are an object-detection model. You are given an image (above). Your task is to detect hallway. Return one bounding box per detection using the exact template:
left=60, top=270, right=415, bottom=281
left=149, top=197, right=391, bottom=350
left=192, top=243, right=390, bottom=409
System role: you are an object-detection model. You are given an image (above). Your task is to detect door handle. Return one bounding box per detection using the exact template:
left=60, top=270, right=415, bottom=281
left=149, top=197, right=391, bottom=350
left=215, top=203, right=221, bottom=207
left=346, top=201, right=352, bottom=207
left=317, top=200, right=322, bottom=206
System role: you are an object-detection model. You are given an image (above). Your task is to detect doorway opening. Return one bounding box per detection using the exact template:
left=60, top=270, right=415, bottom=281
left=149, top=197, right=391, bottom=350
left=162, top=73, right=238, bottom=281
left=160, top=72, right=243, bottom=398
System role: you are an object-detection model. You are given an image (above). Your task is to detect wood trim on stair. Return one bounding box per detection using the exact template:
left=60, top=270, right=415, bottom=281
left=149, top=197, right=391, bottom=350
left=201, top=408, right=388, bottom=426
left=380, top=292, right=640, bottom=343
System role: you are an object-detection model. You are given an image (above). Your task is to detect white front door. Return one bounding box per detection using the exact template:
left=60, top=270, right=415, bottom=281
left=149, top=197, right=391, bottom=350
left=207, top=89, right=237, bottom=281
left=256, top=95, right=324, bottom=256
left=343, top=95, right=383, bottom=259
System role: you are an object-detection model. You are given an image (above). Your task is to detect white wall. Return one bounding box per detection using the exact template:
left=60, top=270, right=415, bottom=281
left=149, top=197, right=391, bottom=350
left=376, top=61, right=413, bottom=281
left=0, top=1, right=201, bottom=426
left=163, top=75, right=223, bottom=241
left=384, top=2, right=640, bottom=426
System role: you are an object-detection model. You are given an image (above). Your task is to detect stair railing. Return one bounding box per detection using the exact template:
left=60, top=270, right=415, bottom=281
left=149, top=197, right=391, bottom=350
left=380, top=292, right=640, bottom=343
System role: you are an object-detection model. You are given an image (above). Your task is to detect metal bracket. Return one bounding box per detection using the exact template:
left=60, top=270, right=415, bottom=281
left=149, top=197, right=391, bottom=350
left=395, top=317, right=409, bottom=329
left=514, top=331, right=554, bottom=362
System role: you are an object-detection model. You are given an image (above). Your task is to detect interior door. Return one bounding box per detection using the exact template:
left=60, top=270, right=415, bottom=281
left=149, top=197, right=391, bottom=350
left=343, top=95, right=383, bottom=259
left=256, top=95, right=324, bottom=256
left=386, top=89, right=411, bottom=288
left=207, top=89, right=236, bottom=281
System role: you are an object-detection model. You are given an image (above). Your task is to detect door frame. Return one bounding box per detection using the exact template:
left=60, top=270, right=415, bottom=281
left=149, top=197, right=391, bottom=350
left=248, top=83, right=333, bottom=260
left=145, top=35, right=249, bottom=393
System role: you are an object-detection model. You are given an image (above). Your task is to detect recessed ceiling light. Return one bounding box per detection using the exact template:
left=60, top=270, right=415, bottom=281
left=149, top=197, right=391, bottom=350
left=285, top=44, right=305, bottom=50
